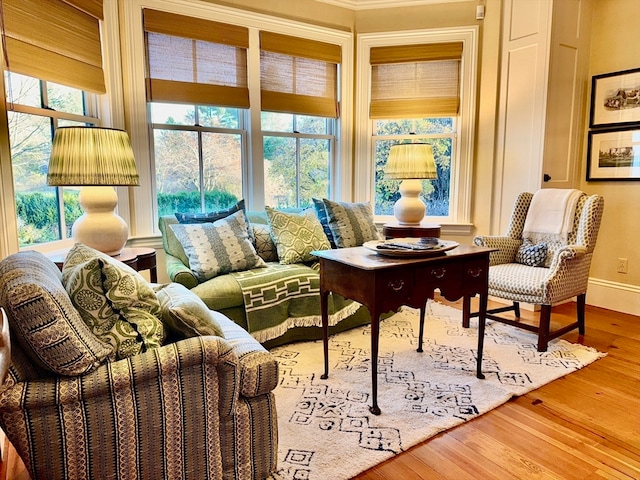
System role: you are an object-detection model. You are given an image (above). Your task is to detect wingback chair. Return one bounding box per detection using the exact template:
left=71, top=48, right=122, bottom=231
left=468, top=191, right=604, bottom=351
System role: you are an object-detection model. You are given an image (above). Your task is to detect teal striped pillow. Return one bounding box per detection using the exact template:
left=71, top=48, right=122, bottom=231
left=322, top=199, right=381, bottom=248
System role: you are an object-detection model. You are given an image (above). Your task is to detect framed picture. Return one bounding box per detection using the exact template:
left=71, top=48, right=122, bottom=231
left=590, top=68, right=640, bottom=128
left=587, top=127, right=640, bottom=181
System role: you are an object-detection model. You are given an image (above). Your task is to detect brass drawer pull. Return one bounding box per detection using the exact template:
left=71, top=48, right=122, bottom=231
left=431, top=268, right=446, bottom=279
left=388, top=280, right=405, bottom=291
left=467, top=267, right=483, bottom=278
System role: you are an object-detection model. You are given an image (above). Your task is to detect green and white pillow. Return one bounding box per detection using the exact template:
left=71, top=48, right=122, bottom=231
left=155, top=282, right=225, bottom=339
left=170, top=210, right=266, bottom=282
left=265, top=207, right=331, bottom=264
left=322, top=199, right=381, bottom=248
left=62, top=243, right=165, bottom=360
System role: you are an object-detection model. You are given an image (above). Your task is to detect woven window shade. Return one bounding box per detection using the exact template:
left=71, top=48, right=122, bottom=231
left=143, top=9, right=249, bottom=108
left=370, top=42, right=462, bottom=119
left=260, top=32, right=340, bottom=118
left=2, top=0, right=105, bottom=93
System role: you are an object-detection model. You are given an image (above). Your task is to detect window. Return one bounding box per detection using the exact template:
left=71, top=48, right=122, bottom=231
left=4, top=72, right=99, bottom=246
left=355, top=29, right=478, bottom=227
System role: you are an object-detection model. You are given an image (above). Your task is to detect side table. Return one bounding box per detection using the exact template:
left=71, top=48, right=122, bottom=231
left=47, top=246, right=158, bottom=283
left=382, top=221, right=441, bottom=239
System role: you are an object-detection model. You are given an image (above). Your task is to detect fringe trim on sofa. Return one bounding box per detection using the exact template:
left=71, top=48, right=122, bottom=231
left=249, top=302, right=362, bottom=344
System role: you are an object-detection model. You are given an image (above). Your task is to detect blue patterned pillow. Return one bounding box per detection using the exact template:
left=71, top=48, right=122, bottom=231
left=175, top=199, right=245, bottom=224
left=170, top=210, right=266, bottom=282
left=322, top=199, right=381, bottom=248
left=312, top=198, right=337, bottom=248
left=515, top=239, right=548, bottom=267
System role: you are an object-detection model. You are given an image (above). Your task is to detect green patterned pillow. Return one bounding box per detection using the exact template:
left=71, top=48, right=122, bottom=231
left=265, top=207, right=331, bottom=264
left=322, top=199, right=381, bottom=248
left=170, top=210, right=266, bottom=282
left=62, top=243, right=166, bottom=360
left=155, top=283, right=225, bottom=338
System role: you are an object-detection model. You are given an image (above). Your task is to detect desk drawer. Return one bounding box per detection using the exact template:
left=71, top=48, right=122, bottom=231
left=415, top=262, right=463, bottom=288
left=376, top=270, right=413, bottom=305
left=462, top=258, right=489, bottom=293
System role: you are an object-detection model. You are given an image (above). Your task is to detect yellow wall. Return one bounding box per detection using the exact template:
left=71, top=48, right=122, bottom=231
left=581, top=0, right=640, bottom=291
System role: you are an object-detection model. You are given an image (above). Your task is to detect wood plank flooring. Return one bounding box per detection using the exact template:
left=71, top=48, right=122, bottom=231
left=1, top=298, right=638, bottom=480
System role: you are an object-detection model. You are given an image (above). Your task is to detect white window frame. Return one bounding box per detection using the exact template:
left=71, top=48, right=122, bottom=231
left=119, top=0, right=353, bottom=237
left=354, top=27, right=478, bottom=234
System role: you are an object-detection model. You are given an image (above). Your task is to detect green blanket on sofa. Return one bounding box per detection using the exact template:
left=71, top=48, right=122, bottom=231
left=230, top=263, right=360, bottom=343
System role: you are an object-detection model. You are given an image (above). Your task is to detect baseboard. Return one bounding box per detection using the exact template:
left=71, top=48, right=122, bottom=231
left=587, top=277, right=640, bottom=317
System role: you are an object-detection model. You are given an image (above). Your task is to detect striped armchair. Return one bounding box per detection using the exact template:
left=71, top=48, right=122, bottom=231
left=470, top=191, right=604, bottom=351
left=0, top=251, right=278, bottom=480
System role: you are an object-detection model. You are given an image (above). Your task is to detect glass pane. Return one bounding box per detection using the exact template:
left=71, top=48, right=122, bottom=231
left=150, top=103, right=196, bottom=125
left=375, top=117, right=454, bottom=136
left=154, top=129, right=201, bottom=215
left=4, top=72, right=40, bottom=108
left=295, top=115, right=328, bottom=134
left=261, top=112, right=293, bottom=132
left=197, top=106, right=240, bottom=128
left=374, top=138, right=451, bottom=217
left=63, top=188, right=82, bottom=240
left=202, top=132, right=242, bottom=210
left=263, top=136, right=296, bottom=208
left=299, top=138, right=330, bottom=208
left=9, top=112, right=62, bottom=245
left=47, top=82, right=85, bottom=115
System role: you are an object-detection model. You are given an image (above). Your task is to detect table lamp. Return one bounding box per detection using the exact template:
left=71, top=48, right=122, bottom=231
left=47, top=126, right=140, bottom=255
left=384, top=143, right=437, bottom=225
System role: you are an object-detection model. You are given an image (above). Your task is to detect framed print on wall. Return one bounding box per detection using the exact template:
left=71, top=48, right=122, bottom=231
left=589, top=68, right=640, bottom=128
left=587, top=127, right=640, bottom=181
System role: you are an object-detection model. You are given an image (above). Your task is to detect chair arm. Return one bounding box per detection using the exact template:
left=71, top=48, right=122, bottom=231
left=542, top=245, right=591, bottom=303
left=473, top=235, right=521, bottom=266
left=548, top=245, right=588, bottom=271
left=165, top=252, right=198, bottom=288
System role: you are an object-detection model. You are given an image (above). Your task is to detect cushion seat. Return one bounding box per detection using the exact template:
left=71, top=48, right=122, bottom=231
left=488, top=263, right=550, bottom=304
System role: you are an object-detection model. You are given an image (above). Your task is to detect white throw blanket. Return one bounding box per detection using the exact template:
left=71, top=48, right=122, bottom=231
left=523, top=189, right=582, bottom=239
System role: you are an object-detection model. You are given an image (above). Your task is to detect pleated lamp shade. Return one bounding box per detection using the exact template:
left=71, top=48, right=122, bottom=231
left=47, top=127, right=140, bottom=255
left=384, top=143, right=437, bottom=225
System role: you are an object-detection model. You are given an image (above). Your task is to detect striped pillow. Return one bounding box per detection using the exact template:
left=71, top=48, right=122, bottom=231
left=322, top=199, right=382, bottom=248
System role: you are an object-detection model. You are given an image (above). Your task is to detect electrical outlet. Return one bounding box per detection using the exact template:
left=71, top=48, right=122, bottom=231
left=617, top=258, right=628, bottom=274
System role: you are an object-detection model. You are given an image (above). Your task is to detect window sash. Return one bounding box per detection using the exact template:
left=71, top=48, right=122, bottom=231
left=2, top=0, right=105, bottom=94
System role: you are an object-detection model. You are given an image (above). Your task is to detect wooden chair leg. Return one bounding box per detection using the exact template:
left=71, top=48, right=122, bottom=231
left=577, top=293, right=586, bottom=335
left=537, top=305, right=552, bottom=352
left=513, top=302, right=520, bottom=318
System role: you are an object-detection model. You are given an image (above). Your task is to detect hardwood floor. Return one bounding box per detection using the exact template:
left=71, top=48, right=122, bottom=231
left=353, top=297, right=640, bottom=480
left=1, top=298, right=638, bottom=479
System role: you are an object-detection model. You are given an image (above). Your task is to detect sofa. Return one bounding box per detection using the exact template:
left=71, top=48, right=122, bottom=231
left=0, top=249, right=278, bottom=480
left=158, top=202, right=380, bottom=348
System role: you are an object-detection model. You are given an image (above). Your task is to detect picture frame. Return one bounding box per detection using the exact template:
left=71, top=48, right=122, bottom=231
left=586, top=127, right=640, bottom=181
left=589, top=68, right=640, bottom=128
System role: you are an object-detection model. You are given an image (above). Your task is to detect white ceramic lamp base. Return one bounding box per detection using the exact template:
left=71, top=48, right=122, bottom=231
left=72, top=186, right=129, bottom=256
left=393, top=179, right=426, bottom=226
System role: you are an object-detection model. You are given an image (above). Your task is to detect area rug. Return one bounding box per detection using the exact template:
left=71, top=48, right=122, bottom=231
left=266, top=301, right=605, bottom=480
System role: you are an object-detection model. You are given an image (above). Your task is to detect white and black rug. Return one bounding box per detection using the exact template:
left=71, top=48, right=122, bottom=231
left=267, top=301, right=605, bottom=480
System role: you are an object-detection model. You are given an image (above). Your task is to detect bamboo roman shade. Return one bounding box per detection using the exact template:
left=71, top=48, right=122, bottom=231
left=369, top=42, right=463, bottom=119
left=260, top=31, right=341, bottom=118
left=143, top=9, right=249, bottom=109
left=1, top=0, right=106, bottom=93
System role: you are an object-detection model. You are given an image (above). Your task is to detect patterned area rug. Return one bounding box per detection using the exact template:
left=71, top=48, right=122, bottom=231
left=267, top=301, right=605, bottom=480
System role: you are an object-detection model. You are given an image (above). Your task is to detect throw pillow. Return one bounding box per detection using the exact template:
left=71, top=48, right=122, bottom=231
left=312, top=198, right=337, bottom=248
left=169, top=210, right=266, bottom=282
left=175, top=199, right=245, bottom=224
left=62, top=243, right=166, bottom=360
left=322, top=198, right=382, bottom=248
left=253, top=223, right=279, bottom=262
left=155, top=283, right=225, bottom=339
left=0, top=251, right=112, bottom=376
left=265, top=207, right=331, bottom=264
left=515, top=239, right=548, bottom=267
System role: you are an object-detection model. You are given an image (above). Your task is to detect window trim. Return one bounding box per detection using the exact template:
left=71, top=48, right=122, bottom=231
left=120, top=0, right=353, bottom=237
left=354, top=27, right=478, bottom=229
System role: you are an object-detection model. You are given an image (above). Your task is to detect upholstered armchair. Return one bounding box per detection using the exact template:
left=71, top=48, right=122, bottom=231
left=0, top=250, right=278, bottom=480
left=469, top=191, right=604, bottom=351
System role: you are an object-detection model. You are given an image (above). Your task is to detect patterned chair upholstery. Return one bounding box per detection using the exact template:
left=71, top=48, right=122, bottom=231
left=469, top=191, right=604, bottom=351
left=0, top=251, right=278, bottom=480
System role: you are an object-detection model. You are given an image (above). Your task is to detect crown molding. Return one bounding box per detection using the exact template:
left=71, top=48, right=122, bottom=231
left=315, top=0, right=469, bottom=10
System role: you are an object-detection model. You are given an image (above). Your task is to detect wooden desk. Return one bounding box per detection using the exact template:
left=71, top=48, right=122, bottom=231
left=47, top=247, right=158, bottom=282
left=314, top=244, right=494, bottom=415
left=382, top=221, right=441, bottom=239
